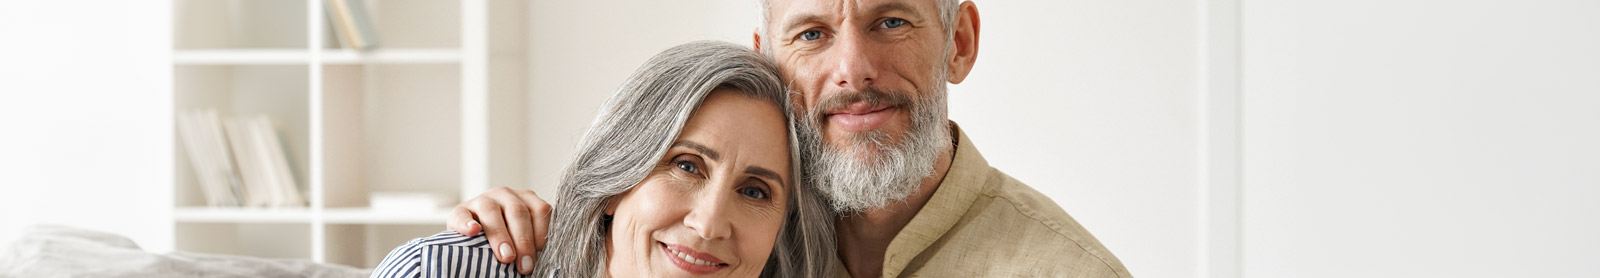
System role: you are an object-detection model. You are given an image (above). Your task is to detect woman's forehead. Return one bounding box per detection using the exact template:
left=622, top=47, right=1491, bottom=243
left=677, top=90, right=793, bottom=182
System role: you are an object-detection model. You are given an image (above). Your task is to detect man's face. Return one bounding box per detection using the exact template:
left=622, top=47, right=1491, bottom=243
left=763, top=0, right=956, bottom=212
left=765, top=0, right=950, bottom=156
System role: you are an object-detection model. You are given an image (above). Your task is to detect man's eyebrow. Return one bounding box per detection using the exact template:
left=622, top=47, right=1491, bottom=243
left=779, top=2, right=924, bottom=34
left=672, top=140, right=720, bottom=161
left=745, top=166, right=786, bottom=189
left=869, top=2, right=922, bottom=19
left=781, top=14, right=827, bottom=34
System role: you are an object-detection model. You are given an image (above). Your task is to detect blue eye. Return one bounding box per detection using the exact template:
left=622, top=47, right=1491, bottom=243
left=799, top=30, right=823, bottom=41
left=739, top=186, right=769, bottom=199
left=675, top=160, right=698, bottom=174
left=881, top=18, right=907, bottom=29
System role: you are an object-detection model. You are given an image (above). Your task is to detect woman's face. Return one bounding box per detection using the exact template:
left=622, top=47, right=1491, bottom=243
left=605, top=89, right=792, bottom=277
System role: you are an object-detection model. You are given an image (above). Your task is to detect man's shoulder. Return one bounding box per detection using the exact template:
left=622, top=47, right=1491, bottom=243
left=935, top=169, right=1131, bottom=277
left=976, top=171, right=1096, bottom=243
left=904, top=126, right=1129, bottom=276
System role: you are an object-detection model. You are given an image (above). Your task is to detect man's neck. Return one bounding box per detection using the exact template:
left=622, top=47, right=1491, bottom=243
left=835, top=133, right=957, bottom=278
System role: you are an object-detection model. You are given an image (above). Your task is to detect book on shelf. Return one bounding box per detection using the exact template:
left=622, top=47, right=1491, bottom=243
left=175, top=109, right=244, bottom=207
left=325, top=0, right=380, bottom=51
left=176, top=109, right=306, bottom=208
left=224, top=115, right=307, bottom=208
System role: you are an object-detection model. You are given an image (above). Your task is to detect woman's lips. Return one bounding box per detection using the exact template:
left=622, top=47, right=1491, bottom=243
left=660, top=242, right=727, bottom=275
left=826, top=103, right=897, bottom=132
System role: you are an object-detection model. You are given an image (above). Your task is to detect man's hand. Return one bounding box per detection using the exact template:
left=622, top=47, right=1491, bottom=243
left=448, top=186, right=552, bottom=275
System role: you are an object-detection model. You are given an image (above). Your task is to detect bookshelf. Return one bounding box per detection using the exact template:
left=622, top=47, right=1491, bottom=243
left=170, top=0, right=525, bottom=268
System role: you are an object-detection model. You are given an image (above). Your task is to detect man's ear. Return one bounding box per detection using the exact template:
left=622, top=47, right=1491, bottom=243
left=945, top=1, right=981, bottom=84
left=753, top=27, right=764, bottom=52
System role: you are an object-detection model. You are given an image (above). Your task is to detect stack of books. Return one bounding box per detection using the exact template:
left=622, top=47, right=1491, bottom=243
left=176, top=109, right=305, bottom=208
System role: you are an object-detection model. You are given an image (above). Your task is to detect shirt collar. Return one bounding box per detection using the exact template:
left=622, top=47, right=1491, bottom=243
left=880, top=121, right=990, bottom=277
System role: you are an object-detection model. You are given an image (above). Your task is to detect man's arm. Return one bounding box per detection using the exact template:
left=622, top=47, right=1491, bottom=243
left=446, top=186, right=552, bottom=275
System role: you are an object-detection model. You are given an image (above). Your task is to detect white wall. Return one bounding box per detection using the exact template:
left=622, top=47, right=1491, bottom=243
left=1240, top=0, right=1600, bottom=277
left=0, top=1, right=173, bottom=251
left=957, top=1, right=1200, bottom=277
left=524, top=1, right=1204, bottom=277
left=524, top=0, right=764, bottom=194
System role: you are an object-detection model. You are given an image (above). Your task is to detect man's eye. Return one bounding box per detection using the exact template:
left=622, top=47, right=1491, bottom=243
left=799, top=30, right=823, bottom=41
left=738, top=186, right=769, bottom=200
left=675, top=160, right=698, bottom=174
left=881, top=18, right=908, bottom=29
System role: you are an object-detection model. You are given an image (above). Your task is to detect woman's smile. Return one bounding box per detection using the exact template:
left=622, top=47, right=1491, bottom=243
left=659, top=241, right=729, bottom=274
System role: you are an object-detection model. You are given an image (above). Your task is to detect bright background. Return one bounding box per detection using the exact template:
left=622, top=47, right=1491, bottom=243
left=2, top=0, right=1597, bottom=277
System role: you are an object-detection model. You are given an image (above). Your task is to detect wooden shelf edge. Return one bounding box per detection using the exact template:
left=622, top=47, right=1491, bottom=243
left=173, top=48, right=461, bottom=65
left=173, top=207, right=313, bottom=223
left=171, top=206, right=449, bottom=225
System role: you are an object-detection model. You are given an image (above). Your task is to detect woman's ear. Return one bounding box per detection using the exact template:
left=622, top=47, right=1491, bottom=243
left=603, top=197, right=620, bottom=215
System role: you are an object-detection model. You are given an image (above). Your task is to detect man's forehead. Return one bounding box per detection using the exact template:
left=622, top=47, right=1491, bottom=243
left=767, top=0, right=938, bottom=22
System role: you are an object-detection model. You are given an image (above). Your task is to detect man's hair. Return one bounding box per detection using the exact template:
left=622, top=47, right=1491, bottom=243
left=757, top=0, right=963, bottom=55
left=533, top=41, right=837, bottom=278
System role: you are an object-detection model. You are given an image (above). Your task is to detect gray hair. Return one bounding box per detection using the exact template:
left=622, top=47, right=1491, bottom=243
left=757, top=0, right=962, bottom=56
left=533, top=41, right=837, bottom=278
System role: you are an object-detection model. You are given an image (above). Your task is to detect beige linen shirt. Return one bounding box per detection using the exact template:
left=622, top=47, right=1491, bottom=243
left=836, top=124, right=1131, bottom=277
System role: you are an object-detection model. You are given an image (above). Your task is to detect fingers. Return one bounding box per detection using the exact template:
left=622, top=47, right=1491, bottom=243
left=515, top=189, right=552, bottom=252
left=448, top=206, right=482, bottom=236
left=466, top=188, right=517, bottom=264
left=514, top=189, right=551, bottom=274
left=489, top=189, right=543, bottom=274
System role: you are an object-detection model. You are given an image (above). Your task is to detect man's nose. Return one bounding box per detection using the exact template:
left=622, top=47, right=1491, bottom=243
left=682, top=188, right=733, bottom=241
left=827, top=30, right=877, bottom=92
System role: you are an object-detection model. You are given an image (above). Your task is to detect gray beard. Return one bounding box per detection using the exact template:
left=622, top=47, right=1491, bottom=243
left=797, top=85, right=951, bottom=214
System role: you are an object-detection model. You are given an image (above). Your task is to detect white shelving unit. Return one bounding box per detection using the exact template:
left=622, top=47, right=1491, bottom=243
left=170, top=0, right=525, bottom=268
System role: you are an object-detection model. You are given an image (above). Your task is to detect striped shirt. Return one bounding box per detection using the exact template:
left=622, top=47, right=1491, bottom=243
left=371, top=230, right=532, bottom=278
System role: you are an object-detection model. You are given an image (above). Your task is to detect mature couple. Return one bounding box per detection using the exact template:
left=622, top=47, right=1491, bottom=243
left=375, top=0, right=1129, bottom=277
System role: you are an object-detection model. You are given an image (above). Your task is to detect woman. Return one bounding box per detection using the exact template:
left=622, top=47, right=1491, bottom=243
left=371, top=41, right=835, bottom=278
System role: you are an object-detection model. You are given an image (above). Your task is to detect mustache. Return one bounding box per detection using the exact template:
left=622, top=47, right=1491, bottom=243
left=808, top=87, right=915, bottom=118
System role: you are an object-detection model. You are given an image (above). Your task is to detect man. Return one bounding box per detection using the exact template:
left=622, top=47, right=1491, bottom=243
left=450, top=0, right=1131, bottom=276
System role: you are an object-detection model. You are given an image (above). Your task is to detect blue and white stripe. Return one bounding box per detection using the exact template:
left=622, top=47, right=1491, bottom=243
left=371, top=230, right=530, bottom=278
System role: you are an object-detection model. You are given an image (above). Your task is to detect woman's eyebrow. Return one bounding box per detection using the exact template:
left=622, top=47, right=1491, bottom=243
left=672, top=140, right=720, bottom=161
left=673, top=140, right=784, bottom=187
left=745, top=166, right=785, bottom=188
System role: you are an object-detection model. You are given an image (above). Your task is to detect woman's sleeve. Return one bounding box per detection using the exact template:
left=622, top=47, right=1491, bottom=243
left=369, top=230, right=527, bottom=278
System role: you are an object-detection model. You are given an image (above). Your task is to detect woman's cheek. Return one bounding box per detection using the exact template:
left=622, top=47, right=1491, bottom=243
left=740, top=208, right=786, bottom=271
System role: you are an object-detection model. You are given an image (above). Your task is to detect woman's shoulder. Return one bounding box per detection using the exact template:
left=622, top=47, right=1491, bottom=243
left=406, top=230, right=494, bottom=248
left=371, top=230, right=527, bottom=278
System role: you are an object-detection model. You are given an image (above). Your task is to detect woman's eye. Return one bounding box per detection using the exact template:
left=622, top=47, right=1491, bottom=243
left=738, top=186, right=769, bottom=200
left=799, top=30, right=823, bottom=41
left=674, top=160, right=698, bottom=174
left=881, top=18, right=908, bottom=29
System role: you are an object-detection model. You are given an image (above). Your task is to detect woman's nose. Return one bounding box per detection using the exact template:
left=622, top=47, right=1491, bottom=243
left=682, top=190, right=733, bottom=240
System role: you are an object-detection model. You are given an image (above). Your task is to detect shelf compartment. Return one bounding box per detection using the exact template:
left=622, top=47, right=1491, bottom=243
left=174, top=0, right=307, bottom=49
left=176, top=222, right=312, bottom=260
left=325, top=223, right=444, bottom=268
left=173, top=65, right=310, bottom=208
